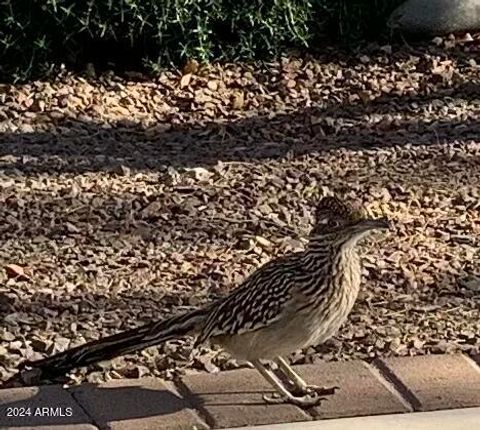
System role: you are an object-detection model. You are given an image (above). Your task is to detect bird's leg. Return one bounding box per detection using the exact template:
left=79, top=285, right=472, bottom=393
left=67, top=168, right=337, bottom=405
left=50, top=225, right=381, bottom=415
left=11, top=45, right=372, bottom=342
left=275, top=357, right=338, bottom=397
left=252, top=360, right=323, bottom=407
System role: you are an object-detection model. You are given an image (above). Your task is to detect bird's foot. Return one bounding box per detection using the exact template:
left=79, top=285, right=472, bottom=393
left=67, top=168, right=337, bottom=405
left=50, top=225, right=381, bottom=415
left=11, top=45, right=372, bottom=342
left=292, top=384, right=339, bottom=397
left=262, top=391, right=323, bottom=407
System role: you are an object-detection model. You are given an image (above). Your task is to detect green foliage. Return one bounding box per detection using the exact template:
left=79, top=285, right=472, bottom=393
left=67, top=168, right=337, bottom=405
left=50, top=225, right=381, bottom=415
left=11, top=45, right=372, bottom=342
left=0, top=0, right=404, bottom=82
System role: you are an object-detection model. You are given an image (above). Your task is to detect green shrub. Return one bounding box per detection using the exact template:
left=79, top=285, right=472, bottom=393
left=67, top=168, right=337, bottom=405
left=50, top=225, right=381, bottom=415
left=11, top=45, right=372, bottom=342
left=0, top=0, right=403, bottom=82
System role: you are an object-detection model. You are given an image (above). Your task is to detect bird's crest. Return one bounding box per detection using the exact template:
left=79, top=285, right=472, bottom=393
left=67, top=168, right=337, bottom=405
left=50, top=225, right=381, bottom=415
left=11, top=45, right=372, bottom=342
left=315, top=196, right=364, bottom=222
left=311, top=195, right=366, bottom=235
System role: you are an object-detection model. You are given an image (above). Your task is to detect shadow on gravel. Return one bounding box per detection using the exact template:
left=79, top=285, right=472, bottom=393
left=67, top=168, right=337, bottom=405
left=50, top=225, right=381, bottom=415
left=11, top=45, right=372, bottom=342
left=0, top=82, right=479, bottom=176
left=0, top=62, right=479, bottom=374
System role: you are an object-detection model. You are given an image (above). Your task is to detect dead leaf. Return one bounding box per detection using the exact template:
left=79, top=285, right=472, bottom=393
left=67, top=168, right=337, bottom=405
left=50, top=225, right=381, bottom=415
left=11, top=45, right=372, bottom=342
left=180, top=73, right=192, bottom=89
left=182, top=59, right=199, bottom=74
left=4, top=264, right=30, bottom=281
left=184, top=167, right=213, bottom=182
left=194, top=353, right=219, bottom=373
left=460, top=275, right=480, bottom=292
left=255, top=236, right=272, bottom=249
left=207, top=80, right=218, bottom=91
left=286, top=79, right=296, bottom=89
left=358, top=90, right=371, bottom=103
left=232, top=92, right=244, bottom=109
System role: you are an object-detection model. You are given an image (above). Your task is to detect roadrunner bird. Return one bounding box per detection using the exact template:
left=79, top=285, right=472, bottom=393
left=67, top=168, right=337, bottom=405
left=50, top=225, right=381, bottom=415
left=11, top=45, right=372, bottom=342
left=19, top=196, right=389, bottom=406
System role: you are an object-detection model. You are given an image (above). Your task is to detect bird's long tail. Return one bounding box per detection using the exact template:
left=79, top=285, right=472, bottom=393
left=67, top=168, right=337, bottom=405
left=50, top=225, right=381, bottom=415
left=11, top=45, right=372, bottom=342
left=20, top=308, right=208, bottom=380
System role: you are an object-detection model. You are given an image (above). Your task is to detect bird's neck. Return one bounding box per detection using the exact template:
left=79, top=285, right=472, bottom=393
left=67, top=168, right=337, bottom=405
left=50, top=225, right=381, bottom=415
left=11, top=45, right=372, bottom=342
left=300, top=241, right=361, bottom=302
left=329, top=245, right=361, bottom=297
left=333, top=247, right=362, bottom=309
left=306, top=233, right=362, bottom=273
left=305, top=239, right=359, bottom=271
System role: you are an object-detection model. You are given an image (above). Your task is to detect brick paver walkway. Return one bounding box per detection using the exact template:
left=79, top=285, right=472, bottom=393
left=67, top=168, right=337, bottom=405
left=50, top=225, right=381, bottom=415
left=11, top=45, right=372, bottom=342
left=1, top=354, right=480, bottom=429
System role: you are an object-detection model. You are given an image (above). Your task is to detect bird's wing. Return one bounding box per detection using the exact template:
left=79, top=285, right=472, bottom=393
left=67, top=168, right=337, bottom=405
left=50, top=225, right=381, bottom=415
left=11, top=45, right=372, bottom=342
left=196, top=254, right=301, bottom=343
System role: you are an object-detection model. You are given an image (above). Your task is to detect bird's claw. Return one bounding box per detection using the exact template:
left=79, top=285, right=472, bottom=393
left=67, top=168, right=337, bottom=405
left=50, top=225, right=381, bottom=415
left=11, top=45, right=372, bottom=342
left=298, top=384, right=339, bottom=397
left=262, top=391, right=324, bottom=407
left=262, top=383, right=339, bottom=407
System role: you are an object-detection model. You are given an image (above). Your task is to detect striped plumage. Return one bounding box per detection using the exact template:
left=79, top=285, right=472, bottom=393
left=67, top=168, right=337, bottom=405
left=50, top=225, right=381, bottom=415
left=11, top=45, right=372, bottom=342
left=19, top=195, right=389, bottom=406
left=24, top=308, right=209, bottom=379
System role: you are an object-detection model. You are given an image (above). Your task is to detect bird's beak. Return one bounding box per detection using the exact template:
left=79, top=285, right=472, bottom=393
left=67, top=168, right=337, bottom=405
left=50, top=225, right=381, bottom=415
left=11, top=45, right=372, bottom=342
left=356, top=217, right=391, bottom=231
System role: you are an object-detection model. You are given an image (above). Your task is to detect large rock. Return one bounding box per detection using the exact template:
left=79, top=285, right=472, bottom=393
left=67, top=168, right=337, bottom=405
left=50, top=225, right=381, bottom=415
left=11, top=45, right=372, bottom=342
left=388, top=0, right=480, bottom=35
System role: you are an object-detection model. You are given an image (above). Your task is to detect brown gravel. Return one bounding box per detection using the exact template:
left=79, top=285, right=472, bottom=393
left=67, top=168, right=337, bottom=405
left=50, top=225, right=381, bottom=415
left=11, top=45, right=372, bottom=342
left=0, top=36, right=479, bottom=385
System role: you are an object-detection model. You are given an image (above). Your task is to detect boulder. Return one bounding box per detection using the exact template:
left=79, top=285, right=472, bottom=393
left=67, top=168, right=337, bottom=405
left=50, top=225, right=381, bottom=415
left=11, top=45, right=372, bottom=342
left=388, top=0, right=480, bottom=35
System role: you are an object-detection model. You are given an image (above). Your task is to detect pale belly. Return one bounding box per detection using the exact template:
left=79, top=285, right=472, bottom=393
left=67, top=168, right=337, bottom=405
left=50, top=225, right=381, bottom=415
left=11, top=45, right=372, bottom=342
left=217, top=307, right=355, bottom=361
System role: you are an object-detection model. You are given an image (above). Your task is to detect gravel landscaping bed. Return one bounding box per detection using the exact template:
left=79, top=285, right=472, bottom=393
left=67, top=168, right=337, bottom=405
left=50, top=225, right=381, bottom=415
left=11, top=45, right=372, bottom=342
left=0, top=37, right=479, bottom=385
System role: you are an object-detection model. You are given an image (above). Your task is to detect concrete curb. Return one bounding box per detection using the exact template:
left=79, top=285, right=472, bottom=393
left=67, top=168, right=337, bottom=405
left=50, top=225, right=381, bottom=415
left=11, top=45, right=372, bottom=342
left=1, top=353, right=480, bottom=429
left=231, top=407, right=480, bottom=430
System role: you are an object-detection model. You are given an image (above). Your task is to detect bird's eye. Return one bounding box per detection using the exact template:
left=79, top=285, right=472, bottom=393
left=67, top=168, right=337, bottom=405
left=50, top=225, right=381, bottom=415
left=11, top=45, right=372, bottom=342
left=328, top=219, right=340, bottom=228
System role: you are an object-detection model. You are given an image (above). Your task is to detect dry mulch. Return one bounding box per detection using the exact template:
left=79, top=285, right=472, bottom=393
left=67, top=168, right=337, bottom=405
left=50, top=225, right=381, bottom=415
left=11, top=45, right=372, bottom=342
left=0, top=35, right=479, bottom=385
